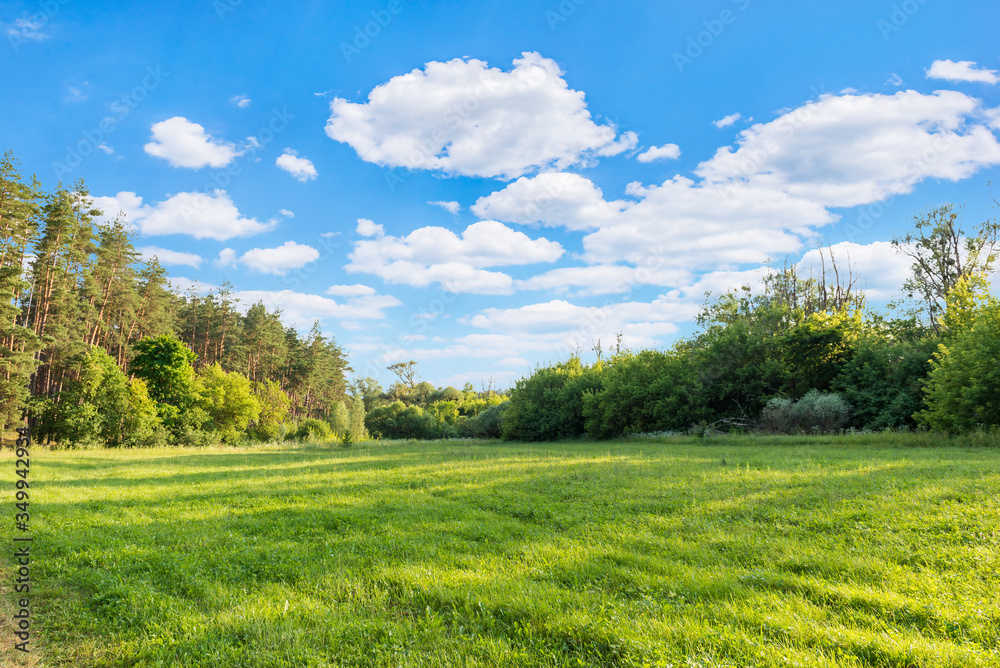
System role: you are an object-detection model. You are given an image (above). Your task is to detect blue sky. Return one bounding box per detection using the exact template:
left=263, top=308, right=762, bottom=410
left=3, top=0, right=1000, bottom=390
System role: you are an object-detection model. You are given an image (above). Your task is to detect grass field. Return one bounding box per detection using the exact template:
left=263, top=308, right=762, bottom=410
left=2, top=435, right=999, bottom=667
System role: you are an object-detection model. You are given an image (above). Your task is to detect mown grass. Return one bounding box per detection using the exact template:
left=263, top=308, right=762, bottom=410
left=2, top=435, right=999, bottom=667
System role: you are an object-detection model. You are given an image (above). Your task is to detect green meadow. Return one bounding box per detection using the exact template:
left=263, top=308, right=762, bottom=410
left=3, top=436, right=999, bottom=667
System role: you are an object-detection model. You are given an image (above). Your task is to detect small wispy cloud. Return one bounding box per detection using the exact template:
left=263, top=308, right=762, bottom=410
left=8, top=16, right=49, bottom=42
left=276, top=148, right=318, bottom=182
left=636, top=144, right=681, bottom=163
left=65, top=83, right=89, bottom=102
left=428, top=200, right=461, bottom=214
left=712, top=112, right=742, bottom=128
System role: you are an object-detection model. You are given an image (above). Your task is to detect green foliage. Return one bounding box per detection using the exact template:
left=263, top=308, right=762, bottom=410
left=501, top=357, right=603, bottom=441
left=831, top=335, right=936, bottom=430
left=293, top=418, right=335, bottom=443
left=349, top=376, right=383, bottom=411
left=919, top=298, right=1000, bottom=432
left=457, top=401, right=508, bottom=439
left=892, top=204, right=999, bottom=333
left=0, top=152, right=41, bottom=429
left=365, top=400, right=440, bottom=440
left=426, top=399, right=460, bottom=426
left=197, top=363, right=261, bottom=443
left=345, top=394, right=369, bottom=445
left=692, top=316, right=789, bottom=420
left=327, top=400, right=349, bottom=436
left=581, top=349, right=708, bottom=439
left=250, top=379, right=291, bottom=442
left=759, top=389, right=853, bottom=434
left=131, top=335, right=202, bottom=431
left=782, top=309, right=863, bottom=395
left=40, top=347, right=165, bottom=448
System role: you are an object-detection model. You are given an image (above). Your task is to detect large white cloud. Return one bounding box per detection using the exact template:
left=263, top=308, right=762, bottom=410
left=926, top=60, right=999, bottom=85
left=346, top=220, right=564, bottom=294
left=695, top=89, right=1000, bottom=208
left=144, top=117, right=241, bottom=168
left=93, top=190, right=276, bottom=241
left=474, top=89, right=1000, bottom=268
left=238, top=241, right=320, bottom=275
left=325, top=52, right=635, bottom=179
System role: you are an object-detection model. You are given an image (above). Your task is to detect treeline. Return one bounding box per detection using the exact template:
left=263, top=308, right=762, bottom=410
left=3, top=147, right=998, bottom=447
left=501, top=204, right=1000, bottom=440
left=0, top=152, right=352, bottom=446
left=352, top=362, right=509, bottom=440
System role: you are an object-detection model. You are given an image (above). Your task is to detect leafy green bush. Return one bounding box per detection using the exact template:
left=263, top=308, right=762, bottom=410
left=457, top=401, right=508, bottom=439
left=38, top=347, right=167, bottom=448
left=250, top=379, right=291, bottom=442
left=345, top=396, right=369, bottom=445
left=832, top=336, right=936, bottom=430
left=131, top=335, right=203, bottom=434
left=327, top=401, right=349, bottom=436
left=581, top=349, right=708, bottom=439
left=919, top=299, right=1000, bottom=432
left=294, top=418, right=334, bottom=443
left=759, top=390, right=853, bottom=434
left=365, top=401, right=440, bottom=440
left=501, top=358, right=603, bottom=441
left=197, top=364, right=261, bottom=443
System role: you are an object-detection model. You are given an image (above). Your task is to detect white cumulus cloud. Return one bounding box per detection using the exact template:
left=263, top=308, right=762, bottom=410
left=239, top=241, right=320, bottom=275
left=144, top=117, right=241, bottom=168
left=137, top=246, right=202, bottom=268
left=925, top=59, right=999, bottom=85
left=696, top=89, right=1000, bottom=208
left=231, top=94, right=252, bottom=108
left=93, top=190, right=276, bottom=241
left=356, top=218, right=385, bottom=237
left=325, top=52, right=635, bottom=179
left=429, top=200, right=461, bottom=214
left=326, top=284, right=377, bottom=297
left=233, top=290, right=401, bottom=327
left=346, top=220, right=564, bottom=294
left=636, top=144, right=681, bottom=163
left=276, top=148, right=318, bottom=182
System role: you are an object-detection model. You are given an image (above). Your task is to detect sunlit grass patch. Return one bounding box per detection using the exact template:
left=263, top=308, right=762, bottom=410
left=2, top=436, right=998, bottom=666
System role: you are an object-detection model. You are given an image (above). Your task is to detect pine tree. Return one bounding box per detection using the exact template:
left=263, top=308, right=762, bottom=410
left=26, top=185, right=97, bottom=411
left=0, top=153, right=42, bottom=429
